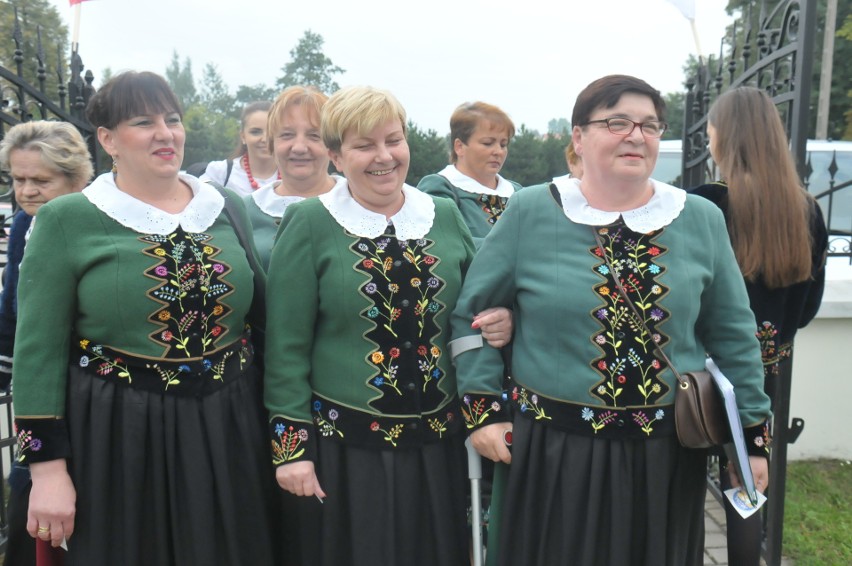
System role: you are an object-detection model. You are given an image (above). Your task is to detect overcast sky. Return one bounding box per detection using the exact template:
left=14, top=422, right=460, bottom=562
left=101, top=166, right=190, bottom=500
left=47, top=0, right=734, bottom=134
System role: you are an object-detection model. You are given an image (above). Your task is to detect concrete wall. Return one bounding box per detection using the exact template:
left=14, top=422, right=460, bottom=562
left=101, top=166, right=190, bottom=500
left=787, top=264, right=852, bottom=461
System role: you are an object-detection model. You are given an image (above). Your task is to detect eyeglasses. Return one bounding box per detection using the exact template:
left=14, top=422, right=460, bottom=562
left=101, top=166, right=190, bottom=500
left=584, top=118, right=667, bottom=138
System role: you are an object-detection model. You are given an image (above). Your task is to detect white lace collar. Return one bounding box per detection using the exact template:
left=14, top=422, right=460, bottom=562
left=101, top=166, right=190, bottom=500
left=552, top=175, right=686, bottom=232
left=82, top=172, right=224, bottom=235
left=437, top=164, right=515, bottom=198
left=319, top=178, right=435, bottom=239
left=252, top=175, right=346, bottom=218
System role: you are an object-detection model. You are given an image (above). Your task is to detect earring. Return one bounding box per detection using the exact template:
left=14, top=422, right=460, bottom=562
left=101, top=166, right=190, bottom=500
left=111, top=155, right=118, bottom=174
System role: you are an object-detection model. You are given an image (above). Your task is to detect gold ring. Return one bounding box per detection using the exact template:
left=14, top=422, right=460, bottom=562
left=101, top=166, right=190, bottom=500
left=37, top=526, right=50, bottom=534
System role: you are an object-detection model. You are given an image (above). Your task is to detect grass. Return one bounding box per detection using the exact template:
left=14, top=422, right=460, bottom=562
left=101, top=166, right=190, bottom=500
left=782, top=459, right=852, bottom=565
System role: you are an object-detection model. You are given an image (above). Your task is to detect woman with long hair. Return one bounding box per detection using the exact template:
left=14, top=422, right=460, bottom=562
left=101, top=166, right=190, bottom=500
left=200, top=100, right=279, bottom=194
left=691, top=86, right=827, bottom=565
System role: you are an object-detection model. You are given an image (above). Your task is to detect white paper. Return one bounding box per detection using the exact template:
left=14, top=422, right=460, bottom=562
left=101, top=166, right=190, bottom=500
left=706, top=357, right=759, bottom=505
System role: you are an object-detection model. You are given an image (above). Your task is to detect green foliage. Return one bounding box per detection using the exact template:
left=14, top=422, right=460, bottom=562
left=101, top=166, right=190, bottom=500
left=783, top=459, right=852, bottom=565
left=547, top=118, right=570, bottom=134
left=199, top=63, right=236, bottom=117
left=502, top=126, right=550, bottom=187
left=181, top=104, right=239, bottom=168
left=165, top=50, right=197, bottom=109
left=234, top=84, right=278, bottom=111
left=275, top=30, right=344, bottom=94
left=405, top=121, right=448, bottom=186
left=0, top=0, right=68, bottom=103
left=662, top=91, right=685, bottom=140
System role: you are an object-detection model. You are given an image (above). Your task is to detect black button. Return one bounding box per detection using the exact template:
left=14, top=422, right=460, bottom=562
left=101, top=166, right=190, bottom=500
left=406, top=382, right=416, bottom=391
left=410, top=422, right=418, bottom=430
left=617, top=419, right=625, bottom=428
left=394, top=260, right=402, bottom=267
left=403, top=341, right=412, bottom=349
left=401, top=299, right=410, bottom=307
left=274, top=219, right=281, bottom=226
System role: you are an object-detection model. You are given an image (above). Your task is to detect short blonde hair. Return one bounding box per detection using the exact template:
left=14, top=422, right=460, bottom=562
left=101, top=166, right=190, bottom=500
left=321, top=86, right=407, bottom=153
left=0, top=121, right=94, bottom=188
left=266, top=86, right=329, bottom=153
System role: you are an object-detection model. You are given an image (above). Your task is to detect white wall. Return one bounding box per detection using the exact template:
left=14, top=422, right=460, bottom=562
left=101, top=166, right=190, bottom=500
left=787, top=265, right=852, bottom=461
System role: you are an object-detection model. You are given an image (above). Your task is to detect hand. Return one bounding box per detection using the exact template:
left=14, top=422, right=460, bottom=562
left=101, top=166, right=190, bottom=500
left=727, top=455, right=769, bottom=494
left=27, top=459, right=76, bottom=547
left=470, top=423, right=512, bottom=464
left=275, top=460, right=327, bottom=499
left=473, top=307, right=513, bottom=348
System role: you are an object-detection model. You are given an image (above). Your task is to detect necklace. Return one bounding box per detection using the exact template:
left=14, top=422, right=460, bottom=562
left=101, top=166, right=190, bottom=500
left=242, top=153, right=280, bottom=190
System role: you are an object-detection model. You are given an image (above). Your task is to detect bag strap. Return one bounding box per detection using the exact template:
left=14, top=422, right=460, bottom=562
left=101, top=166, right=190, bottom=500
left=223, top=158, right=234, bottom=187
left=210, top=182, right=266, bottom=330
left=592, top=228, right=687, bottom=386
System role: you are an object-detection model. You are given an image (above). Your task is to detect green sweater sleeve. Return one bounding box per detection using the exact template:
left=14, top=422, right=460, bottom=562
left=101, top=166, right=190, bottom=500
left=263, top=201, right=320, bottom=466
left=12, top=202, right=79, bottom=461
left=450, top=192, right=521, bottom=431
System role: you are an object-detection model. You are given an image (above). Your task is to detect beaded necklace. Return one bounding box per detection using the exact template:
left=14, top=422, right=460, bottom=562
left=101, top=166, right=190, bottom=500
left=242, top=153, right=280, bottom=190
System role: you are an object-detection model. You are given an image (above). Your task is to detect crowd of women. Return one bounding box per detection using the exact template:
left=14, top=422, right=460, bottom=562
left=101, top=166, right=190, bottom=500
left=0, top=68, right=825, bottom=566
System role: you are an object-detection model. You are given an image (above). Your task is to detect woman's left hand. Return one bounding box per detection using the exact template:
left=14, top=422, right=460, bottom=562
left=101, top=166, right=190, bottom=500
left=727, top=455, right=769, bottom=494
left=473, top=307, right=513, bottom=348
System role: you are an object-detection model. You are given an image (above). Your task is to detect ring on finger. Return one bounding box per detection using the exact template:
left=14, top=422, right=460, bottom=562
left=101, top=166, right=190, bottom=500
left=37, top=526, right=50, bottom=534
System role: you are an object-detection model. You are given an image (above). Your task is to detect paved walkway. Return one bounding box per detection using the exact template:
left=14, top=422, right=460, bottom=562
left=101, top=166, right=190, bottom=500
left=703, top=493, right=793, bottom=566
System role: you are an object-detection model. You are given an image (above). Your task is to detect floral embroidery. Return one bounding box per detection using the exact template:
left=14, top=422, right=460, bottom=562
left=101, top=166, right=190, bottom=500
left=417, top=345, right=442, bottom=392
left=479, top=194, right=508, bottom=225
left=511, top=387, right=551, bottom=421
left=632, top=409, right=665, bottom=435
left=352, top=231, right=448, bottom=412
left=15, top=427, right=42, bottom=462
left=588, top=225, right=670, bottom=408
left=82, top=342, right=133, bottom=383
left=313, top=400, right=344, bottom=439
left=142, top=230, right=233, bottom=358
left=581, top=406, right=618, bottom=433
left=370, top=349, right=402, bottom=395
left=461, top=395, right=501, bottom=429
left=370, top=420, right=404, bottom=447
left=427, top=412, right=455, bottom=438
left=755, top=321, right=792, bottom=376
left=271, top=423, right=309, bottom=464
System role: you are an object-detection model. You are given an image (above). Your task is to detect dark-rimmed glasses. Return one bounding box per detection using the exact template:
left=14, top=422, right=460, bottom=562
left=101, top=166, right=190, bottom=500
left=584, top=118, right=667, bottom=138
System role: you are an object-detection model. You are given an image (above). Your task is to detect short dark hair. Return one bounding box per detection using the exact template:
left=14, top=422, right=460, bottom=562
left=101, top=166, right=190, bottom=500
left=86, top=71, right=183, bottom=130
left=572, top=74, right=665, bottom=127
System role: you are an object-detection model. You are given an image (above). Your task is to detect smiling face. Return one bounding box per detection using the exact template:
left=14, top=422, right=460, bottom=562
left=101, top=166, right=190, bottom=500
left=273, top=103, right=329, bottom=186
left=573, top=92, right=660, bottom=185
left=98, top=111, right=185, bottom=182
left=10, top=148, right=80, bottom=215
left=241, top=110, right=271, bottom=162
left=454, top=120, right=510, bottom=187
left=330, top=118, right=409, bottom=216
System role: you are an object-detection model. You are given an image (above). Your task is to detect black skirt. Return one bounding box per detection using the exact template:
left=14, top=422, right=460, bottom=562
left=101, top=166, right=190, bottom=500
left=64, top=364, right=278, bottom=566
left=496, top=416, right=707, bottom=566
left=293, top=433, right=469, bottom=566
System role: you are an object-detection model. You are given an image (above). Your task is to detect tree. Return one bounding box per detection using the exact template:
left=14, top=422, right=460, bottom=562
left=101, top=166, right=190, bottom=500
left=662, top=91, right=685, bottom=140
left=0, top=0, right=69, bottom=100
left=547, top=118, right=571, bottom=135
left=502, top=126, right=549, bottom=187
left=234, top=83, right=278, bottom=114
left=837, top=11, right=852, bottom=139
left=406, top=121, right=448, bottom=186
left=182, top=104, right=239, bottom=168
left=165, top=50, right=197, bottom=109
left=276, top=30, right=344, bottom=94
left=199, top=63, right=236, bottom=116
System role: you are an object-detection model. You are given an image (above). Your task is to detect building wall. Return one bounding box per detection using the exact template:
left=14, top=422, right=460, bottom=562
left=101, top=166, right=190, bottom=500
left=788, top=266, right=852, bottom=461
